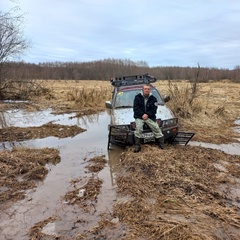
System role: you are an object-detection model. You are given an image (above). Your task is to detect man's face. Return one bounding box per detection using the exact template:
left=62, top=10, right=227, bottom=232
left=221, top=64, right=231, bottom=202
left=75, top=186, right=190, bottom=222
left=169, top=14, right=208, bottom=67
left=143, top=85, right=151, bottom=96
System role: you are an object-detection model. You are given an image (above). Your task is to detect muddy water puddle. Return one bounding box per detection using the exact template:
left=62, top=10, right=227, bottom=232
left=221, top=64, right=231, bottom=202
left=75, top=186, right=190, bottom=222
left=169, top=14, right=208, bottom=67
left=189, top=122, right=240, bottom=210
left=190, top=141, right=240, bottom=155
left=0, top=109, right=122, bottom=239
left=0, top=109, right=240, bottom=239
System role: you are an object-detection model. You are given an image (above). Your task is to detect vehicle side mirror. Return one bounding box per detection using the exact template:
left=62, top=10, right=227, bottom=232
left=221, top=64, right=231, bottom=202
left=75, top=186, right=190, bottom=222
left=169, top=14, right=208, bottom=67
left=163, top=95, right=171, bottom=103
left=105, top=101, right=112, bottom=109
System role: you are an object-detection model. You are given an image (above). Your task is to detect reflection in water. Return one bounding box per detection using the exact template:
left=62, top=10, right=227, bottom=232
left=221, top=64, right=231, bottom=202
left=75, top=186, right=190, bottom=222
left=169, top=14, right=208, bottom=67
left=76, top=112, right=101, bottom=129
left=2, top=108, right=76, bottom=127
left=0, top=141, right=23, bottom=150
left=0, top=111, right=7, bottom=128
left=107, top=146, right=124, bottom=186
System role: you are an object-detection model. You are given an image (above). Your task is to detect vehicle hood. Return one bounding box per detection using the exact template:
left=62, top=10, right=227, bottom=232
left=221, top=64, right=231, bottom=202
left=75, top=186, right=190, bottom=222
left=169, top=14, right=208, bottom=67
left=111, top=105, right=175, bottom=125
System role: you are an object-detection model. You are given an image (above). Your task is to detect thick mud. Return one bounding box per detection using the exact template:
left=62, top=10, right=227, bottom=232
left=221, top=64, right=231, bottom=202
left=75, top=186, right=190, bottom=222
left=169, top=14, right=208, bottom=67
left=0, top=108, right=240, bottom=239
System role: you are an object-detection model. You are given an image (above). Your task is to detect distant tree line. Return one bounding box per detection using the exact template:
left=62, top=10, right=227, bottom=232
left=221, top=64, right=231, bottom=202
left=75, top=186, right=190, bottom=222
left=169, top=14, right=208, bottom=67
left=3, top=58, right=240, bottom=82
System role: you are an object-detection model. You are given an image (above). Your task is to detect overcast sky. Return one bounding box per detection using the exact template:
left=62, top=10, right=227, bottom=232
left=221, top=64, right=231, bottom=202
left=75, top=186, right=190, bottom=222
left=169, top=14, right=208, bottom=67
left=2, top=0, right=240, bottom=69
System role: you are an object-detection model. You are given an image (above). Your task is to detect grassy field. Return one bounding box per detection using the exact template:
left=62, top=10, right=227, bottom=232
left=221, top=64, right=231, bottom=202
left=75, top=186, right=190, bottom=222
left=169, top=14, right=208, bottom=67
left=36, top=79, right=240, bottom=144
left=1, top=79, right=240, bottom=239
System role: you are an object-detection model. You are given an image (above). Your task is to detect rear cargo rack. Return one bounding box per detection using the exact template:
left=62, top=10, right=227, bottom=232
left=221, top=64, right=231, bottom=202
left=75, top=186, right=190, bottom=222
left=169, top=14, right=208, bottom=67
left=110, top=73, right=156, bottom=87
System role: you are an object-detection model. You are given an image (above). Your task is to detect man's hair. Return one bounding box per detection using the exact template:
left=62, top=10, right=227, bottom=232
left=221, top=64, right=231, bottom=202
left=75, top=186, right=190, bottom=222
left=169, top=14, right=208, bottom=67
left=143, top=84, right=151, bottom=89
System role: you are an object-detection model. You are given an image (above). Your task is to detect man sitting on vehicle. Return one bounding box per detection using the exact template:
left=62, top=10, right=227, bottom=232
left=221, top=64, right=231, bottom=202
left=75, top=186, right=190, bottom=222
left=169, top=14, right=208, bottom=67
left=133, top=84, right=164, bottom=152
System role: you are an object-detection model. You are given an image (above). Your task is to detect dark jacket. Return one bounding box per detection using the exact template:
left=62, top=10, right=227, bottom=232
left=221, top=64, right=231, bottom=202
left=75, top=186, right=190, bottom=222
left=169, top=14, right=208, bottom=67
left=133, top=93, right=158, bottom=121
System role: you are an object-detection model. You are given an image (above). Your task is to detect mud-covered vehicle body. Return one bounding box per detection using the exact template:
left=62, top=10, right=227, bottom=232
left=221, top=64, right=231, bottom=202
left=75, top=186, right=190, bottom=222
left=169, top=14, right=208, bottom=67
left=106, top=74, right=194, bottom=149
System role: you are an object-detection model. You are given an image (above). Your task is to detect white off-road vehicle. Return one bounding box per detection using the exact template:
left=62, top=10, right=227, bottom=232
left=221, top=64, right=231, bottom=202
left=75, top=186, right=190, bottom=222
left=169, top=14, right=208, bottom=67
left=106, top=74, right=194, bottom=149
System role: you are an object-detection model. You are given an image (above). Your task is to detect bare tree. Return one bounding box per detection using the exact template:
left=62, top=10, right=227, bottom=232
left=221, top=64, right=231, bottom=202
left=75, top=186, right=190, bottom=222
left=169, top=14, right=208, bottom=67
left=0, top=7, right=29, bottom=98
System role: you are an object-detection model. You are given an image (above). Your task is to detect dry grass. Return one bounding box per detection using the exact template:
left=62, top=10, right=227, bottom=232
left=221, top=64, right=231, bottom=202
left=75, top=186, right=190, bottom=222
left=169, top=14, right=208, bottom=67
left=1, top=79, right=240, bottom=239
left=154, top=80, right=240, bottom=119
left=67, top=87, right=110, bottom=108
left=24, top=79, right=240, bottom=144
left=64, top=176, right=103, bottom=210
left=1, top=79, right=239, bottom=143
left=0, top=147, right=60, bottom=206
left=112, top=144, right=240, bottom=240
left=28, top=80, right=112, bottom=113
left=155, top=80, right=240, bottom=143
left=165, top=81, right=202, bottom=118
left=85, top=155, right=107, bottom=173
left=0, top=122, right=86, bottom=142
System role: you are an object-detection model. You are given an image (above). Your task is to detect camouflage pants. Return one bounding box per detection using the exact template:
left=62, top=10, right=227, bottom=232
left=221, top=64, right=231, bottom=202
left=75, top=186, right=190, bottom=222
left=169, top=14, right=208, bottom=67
left=134, top=118, right=163, bottom=139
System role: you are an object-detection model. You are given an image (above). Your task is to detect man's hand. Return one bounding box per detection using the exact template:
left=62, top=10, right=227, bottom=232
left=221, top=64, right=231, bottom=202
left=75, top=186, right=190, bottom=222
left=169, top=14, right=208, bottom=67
left=142, top=114, right=148, bottom=120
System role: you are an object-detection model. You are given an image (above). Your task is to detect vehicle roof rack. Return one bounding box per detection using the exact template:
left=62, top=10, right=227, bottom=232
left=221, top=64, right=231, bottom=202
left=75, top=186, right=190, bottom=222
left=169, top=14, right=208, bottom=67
left=110, top=73, right=156, bottom=87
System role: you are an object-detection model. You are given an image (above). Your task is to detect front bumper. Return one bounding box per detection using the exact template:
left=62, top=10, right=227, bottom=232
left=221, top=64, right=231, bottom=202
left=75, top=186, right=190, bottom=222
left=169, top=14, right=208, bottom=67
left=108, top=119, right=179, bottom=147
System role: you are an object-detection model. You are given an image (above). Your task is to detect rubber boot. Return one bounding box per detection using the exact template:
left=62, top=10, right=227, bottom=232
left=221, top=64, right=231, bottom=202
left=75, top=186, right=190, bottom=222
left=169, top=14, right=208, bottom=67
left=156, top=137, right=164, bottom=149
left=133, top=137, right=141, bottom=153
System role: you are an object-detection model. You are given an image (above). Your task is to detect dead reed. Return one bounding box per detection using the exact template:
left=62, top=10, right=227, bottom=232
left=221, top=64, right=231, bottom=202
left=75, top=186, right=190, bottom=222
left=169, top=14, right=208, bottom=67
left=161, top=80, right=240, bottom=143
left=66, top=86, right=112, bottom=108
left=113, top=144, right=240, bottom=239
left=0, top=147, right=60, bottom=204
left=166, top=81, right=202, bottom=118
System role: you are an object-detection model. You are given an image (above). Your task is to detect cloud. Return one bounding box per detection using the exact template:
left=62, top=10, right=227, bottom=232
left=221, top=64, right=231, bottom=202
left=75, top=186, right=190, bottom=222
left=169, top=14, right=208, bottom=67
left=2, top=0, right=240, bottom=69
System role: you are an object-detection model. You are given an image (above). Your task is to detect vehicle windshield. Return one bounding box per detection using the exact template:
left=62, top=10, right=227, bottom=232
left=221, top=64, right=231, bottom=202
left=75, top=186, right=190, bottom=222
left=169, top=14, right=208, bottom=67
left=114, top=88, right=164, bottom=108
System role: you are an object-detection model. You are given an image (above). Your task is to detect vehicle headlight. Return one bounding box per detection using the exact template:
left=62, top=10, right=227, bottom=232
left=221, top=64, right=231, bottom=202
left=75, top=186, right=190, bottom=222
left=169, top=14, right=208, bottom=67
left=163, top=118, right=178, bottom=127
